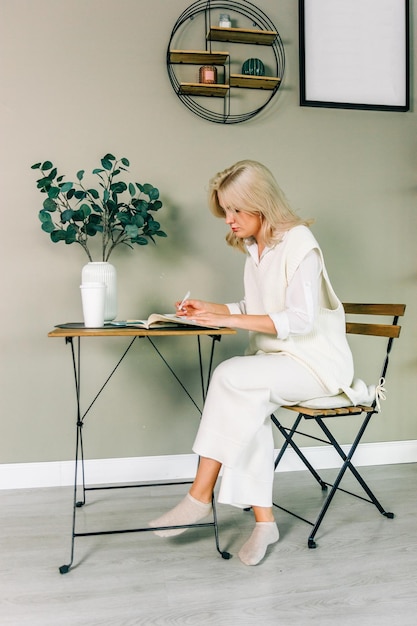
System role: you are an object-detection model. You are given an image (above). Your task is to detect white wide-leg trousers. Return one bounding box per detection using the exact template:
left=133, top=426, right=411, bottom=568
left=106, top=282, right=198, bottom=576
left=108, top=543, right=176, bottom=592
left=193, top=354, right=326, bottom=509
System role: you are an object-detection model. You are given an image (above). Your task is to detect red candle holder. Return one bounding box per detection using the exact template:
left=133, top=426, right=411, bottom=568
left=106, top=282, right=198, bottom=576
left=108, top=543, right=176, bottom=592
left=199, top=65, right=217, bottom=84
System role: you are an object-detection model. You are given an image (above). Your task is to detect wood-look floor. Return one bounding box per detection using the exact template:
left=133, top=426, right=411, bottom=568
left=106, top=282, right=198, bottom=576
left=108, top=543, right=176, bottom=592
left=1, top=463, right=416, bottom=625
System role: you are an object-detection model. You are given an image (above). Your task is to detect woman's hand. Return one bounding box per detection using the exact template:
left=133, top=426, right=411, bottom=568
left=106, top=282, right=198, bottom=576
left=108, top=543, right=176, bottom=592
left=175, top=298, right=229, bottom=318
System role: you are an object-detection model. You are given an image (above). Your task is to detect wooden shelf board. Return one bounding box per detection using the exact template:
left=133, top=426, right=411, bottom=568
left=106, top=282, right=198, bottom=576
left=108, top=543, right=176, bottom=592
left=178, top=82, right=229, bottom=97
left=170, top=49, right=229, bottom=65
left=230, top=74, right=281, bottom=90
left=207, top=26, right=277, bottom=45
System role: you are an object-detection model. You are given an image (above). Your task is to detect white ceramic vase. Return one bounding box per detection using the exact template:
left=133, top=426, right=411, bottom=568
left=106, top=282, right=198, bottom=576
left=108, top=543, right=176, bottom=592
left=81, top=262, right=117, bottom=321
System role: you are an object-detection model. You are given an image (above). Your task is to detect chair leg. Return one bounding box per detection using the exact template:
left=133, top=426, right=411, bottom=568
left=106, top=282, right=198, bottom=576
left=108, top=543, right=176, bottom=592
left=211, top=495, right=232, bottom=560
left=307, top=413, right=394, bottom=548
left=315, top=414, right=393, bottom=514
left=271, top=413, right=327, bottom=490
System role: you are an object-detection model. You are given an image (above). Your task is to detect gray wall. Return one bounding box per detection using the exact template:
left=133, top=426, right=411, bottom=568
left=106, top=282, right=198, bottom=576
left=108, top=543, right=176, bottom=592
left=1, top=0, right=416, bottom=465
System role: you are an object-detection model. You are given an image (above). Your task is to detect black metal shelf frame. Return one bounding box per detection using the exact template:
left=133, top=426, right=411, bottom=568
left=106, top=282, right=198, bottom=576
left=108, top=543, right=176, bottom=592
left=166, top=0, right=285, bottom=124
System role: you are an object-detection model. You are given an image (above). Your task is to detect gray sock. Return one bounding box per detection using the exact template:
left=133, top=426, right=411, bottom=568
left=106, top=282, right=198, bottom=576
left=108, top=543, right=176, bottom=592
left=238, top=522, right=279, bottom=565
left=149, top=493, right=212, bottom=537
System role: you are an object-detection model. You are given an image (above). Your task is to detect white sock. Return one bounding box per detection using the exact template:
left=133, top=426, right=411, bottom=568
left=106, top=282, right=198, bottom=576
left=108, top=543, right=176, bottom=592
left=238, top=522, right=279, bottom=566
left=149, top=493, right=212, bottom=537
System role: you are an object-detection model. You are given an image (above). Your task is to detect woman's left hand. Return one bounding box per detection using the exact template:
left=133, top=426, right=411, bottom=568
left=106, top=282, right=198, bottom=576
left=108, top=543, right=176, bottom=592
left=188, top=311, right=235, bottom=328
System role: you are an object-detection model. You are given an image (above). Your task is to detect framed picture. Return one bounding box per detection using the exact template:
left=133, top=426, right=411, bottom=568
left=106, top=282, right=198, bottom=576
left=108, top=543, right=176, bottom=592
left=299, top=0, right=410, bottom=111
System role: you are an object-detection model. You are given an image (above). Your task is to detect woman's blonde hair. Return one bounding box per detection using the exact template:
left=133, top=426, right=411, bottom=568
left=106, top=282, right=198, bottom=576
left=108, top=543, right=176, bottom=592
left=208, top=160, right=312, bottom=252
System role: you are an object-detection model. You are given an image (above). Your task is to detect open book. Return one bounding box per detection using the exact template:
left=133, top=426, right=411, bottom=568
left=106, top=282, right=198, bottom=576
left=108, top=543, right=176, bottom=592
left=109, top=313, right=220, bottom=330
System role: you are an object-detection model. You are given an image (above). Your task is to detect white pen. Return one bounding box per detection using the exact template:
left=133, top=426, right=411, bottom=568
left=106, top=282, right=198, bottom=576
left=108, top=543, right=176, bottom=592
left=178, top=290, right=190, bottom=311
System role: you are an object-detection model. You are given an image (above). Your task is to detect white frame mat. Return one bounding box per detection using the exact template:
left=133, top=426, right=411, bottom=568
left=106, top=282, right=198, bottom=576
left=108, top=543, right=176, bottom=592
left=299, top=0, right=410, bottom=111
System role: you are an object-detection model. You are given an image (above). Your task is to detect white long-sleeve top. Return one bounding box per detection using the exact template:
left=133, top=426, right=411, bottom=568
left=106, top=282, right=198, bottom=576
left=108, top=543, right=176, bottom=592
left=226, top=235, right=322, bottom=340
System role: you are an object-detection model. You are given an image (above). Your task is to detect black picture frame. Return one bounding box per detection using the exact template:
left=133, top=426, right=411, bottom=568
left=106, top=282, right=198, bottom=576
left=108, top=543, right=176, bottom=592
left=299, top=0, right=410, bottom=112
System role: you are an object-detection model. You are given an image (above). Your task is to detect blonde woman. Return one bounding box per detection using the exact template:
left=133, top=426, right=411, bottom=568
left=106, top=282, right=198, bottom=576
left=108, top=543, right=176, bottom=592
left=150, top=160, right=354, bottom=565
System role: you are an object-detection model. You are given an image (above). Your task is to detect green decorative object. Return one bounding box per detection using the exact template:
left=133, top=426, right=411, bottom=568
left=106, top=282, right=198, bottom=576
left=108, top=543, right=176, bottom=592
left=242, top=58, right=265, bottom=76
left=31, top=154, right=167, bottom=262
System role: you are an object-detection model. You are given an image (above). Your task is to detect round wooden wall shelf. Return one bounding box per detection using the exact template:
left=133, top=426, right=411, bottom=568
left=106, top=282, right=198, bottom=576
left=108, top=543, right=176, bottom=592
left=166, top=0, right=285, bottom=124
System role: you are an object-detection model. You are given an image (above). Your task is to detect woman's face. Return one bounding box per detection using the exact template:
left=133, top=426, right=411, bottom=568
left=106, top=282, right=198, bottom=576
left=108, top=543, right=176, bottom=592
left=223, top=206, right=262, bottom=242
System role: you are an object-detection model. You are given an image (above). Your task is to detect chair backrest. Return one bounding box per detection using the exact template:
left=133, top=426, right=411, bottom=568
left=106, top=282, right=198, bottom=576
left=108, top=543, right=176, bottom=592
left=342, top=303, right=406, bottom=383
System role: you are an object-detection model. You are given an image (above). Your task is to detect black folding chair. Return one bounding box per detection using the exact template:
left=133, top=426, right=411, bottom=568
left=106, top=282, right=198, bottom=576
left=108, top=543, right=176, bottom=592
left=271, top=303, right=406, bottom=548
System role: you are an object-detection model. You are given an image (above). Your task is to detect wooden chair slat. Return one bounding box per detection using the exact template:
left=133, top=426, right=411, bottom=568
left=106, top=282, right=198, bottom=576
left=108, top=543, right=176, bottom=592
left=343, top=303, right=406, bottom=316
left=346, top=322, right=401, bottom=338
left=283, top=404, right=370, bottom=417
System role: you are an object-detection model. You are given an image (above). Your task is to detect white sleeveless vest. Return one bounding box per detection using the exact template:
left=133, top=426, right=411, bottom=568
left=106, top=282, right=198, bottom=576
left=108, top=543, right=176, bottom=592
left=244, top=226, right=354, bottom=395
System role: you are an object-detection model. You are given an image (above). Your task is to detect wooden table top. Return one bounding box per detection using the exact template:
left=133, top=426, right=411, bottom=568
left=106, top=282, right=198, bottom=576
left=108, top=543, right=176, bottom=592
left=48, top=324, right=237, bottom=338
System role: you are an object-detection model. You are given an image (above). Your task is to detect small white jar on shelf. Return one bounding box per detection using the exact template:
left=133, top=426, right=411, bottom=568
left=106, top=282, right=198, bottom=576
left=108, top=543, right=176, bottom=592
left=218, top=13, right=232, bottom=28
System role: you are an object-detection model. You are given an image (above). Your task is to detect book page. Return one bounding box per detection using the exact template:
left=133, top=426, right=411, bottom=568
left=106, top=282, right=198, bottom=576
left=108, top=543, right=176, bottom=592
left=110, top=313, right=220, bottom=329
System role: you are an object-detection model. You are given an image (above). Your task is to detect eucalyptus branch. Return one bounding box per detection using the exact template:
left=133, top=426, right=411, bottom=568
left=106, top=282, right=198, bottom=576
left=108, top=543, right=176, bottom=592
left=32, top=154, right=168, bottom=262
left=105, top=233, right=134, bottom=261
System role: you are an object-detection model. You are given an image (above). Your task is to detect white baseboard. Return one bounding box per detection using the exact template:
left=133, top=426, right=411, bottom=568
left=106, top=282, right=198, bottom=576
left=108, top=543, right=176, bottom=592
left=1, top=440, right=416, bottom=491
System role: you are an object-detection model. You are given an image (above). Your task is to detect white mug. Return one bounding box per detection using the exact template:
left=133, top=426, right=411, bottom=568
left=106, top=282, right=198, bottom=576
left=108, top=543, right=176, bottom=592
left=80, top=282, right=106, bottom=327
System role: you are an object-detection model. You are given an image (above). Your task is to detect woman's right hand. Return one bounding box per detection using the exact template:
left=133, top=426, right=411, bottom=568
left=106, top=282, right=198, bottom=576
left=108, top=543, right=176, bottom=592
left=176, top=299, right=209, bottom=316
left=175, top=299, right=227, bottom=317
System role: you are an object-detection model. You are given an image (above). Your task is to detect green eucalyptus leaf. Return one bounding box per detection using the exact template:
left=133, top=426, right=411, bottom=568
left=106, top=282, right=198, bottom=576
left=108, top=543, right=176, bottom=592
left=116, top=212, right=130, bottom=225
left=141, top=183, right=153, bottom=195
left=41, top=221, right=55, bottom=233
left=103, top=153, right=115, bottom=161
left=47, top=186, right=60, bottom=199
left=77, top=170, right=85, bottom=181
left=133, top=236, right=148, bottom=245
left=50, top=229, right=67, bottom=243
left=84, top=214, right=102, bottom=235
left=111, top=181, right=127, bottom=194
left=107, top=198, right=118, bottom=213
left=141, top=184, right=159, bottom=200
left=41, top=161, right=53, bottom=171
left=155, top=230, right=167, bottom=237
left=148, top=187, right=159, bottom=201
left=74, top=190, right=87, bottom=200
left=128, top=183, right=136, bottom=197
left=43, top=198, right=57, bottom=211
left=135, top=199, right=149, bottom=214
left=78, top=203, right=92, bottom=219
left=151, top=200, right=163, bottom=211
left=92, top=168, right=105, bottom=175
left=66, top=188, right=75, bottom=200
left=65, top=224, right=78, bottom=244
left=59, top=181, right=73, bottom=193
left=61, top=209, right=74, bottom=223
left=103, top=189, right=109, bottom=203
left=39, top=209, right=53, bottom=223
left=72, top=208, right=88, bottom=221
left=87, top=188, right=99, bottom=199
left=88, top=213, right=102, bottom=225
left=91, top=203, right=103, bottom=213
left=84, top=222, right=100, bottom=236
left=31, top=162, right=41, bottom=170
left=125, top=225, right=139, bottom=238
left=36, top=177, right=51, bottom=190
left=147, top=220, right=160, bottom=234
left=101, top=158, right=113, bottom=170
left=121, top=157, right=130, bottom=167
left=132, top=214, right=145, bottom=228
